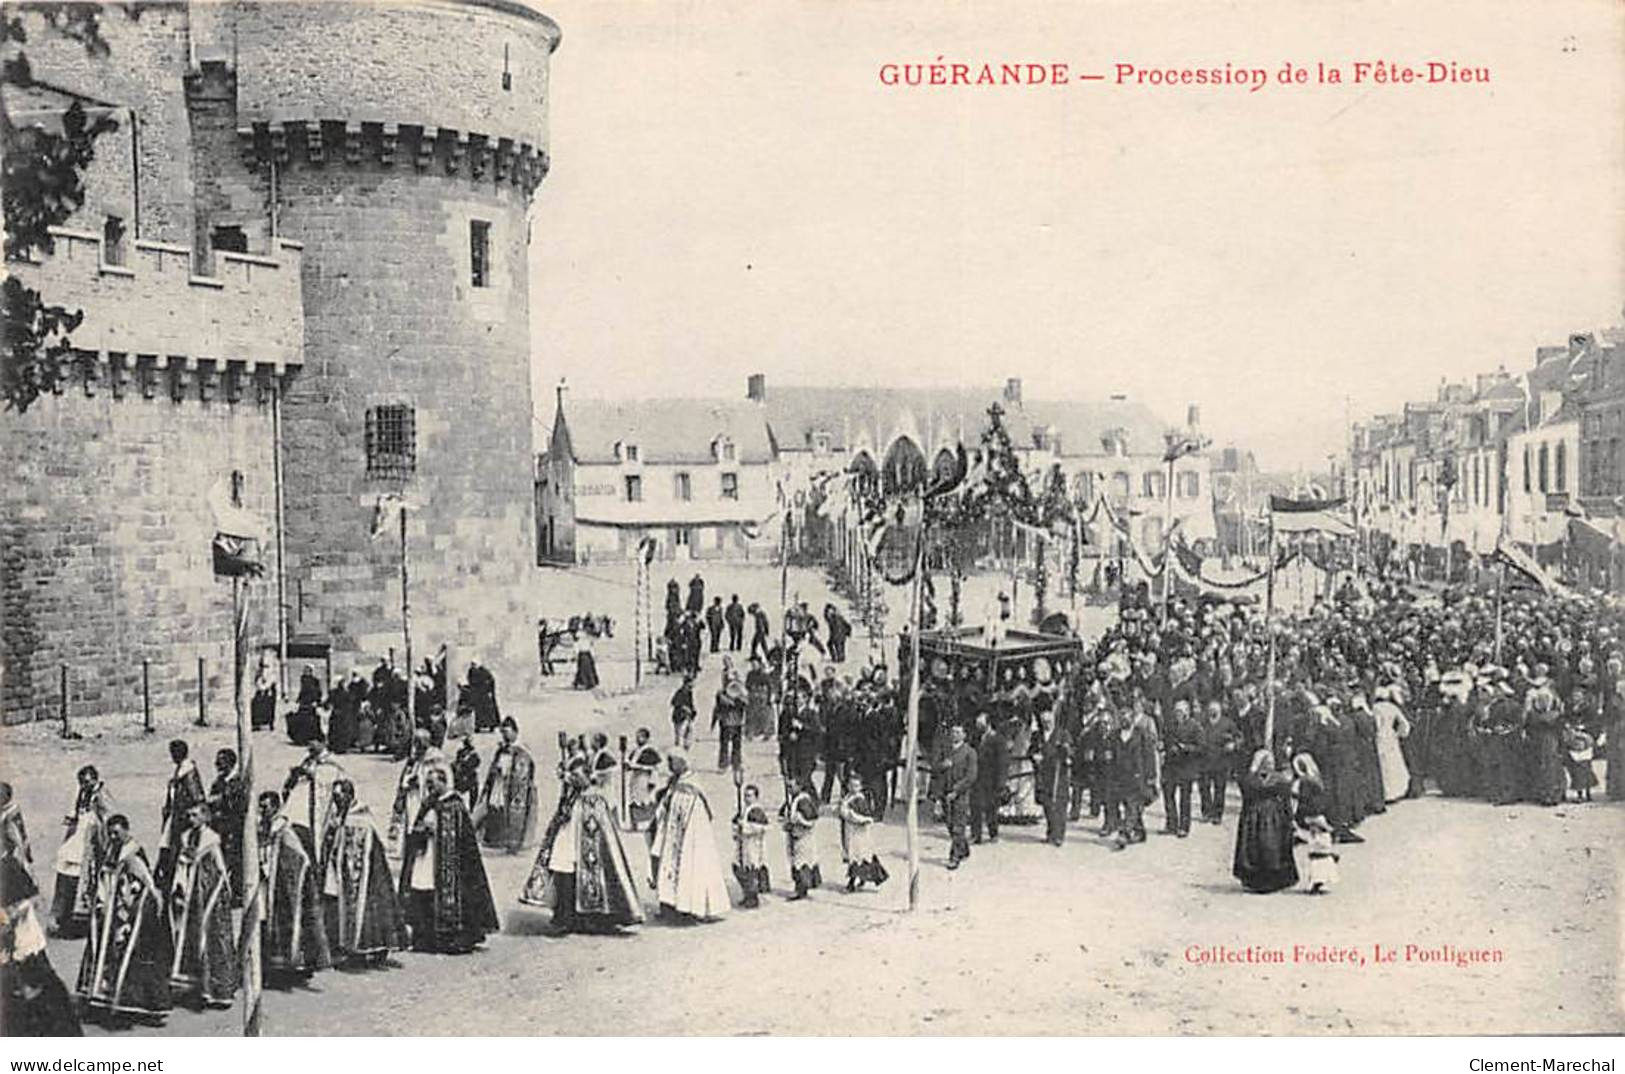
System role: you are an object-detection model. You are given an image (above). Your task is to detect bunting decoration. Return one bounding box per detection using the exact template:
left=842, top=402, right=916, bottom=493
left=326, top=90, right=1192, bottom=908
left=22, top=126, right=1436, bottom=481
left=1269, top=494, right=1356, bottom=537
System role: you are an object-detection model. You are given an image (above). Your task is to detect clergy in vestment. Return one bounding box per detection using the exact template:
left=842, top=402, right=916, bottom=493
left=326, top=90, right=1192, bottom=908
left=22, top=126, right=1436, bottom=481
left=207, top=748, right=248, bottom=908
left=283, top=732, right=348, bottom=862
left=318, top=778, right=406, bottom=964
left=732, top=783, right=771, bottom=907
left=50, top=766, right=108, bottom=939
left=167, top=802, right=238, bottom=1008
left=256, top=790, right=332, bottom=982
left=784, top=778, right=823, bottom=899
left=1, top=787, right=81, bottom=1038
left=156, top=740, right=206, bottom=893
left=400, top=764, right=499, bottom=954
left=626, top=728, right=664, bottom=826
left=519, top=753, right=644, bottom=933
left=475, top=718, right=539, bottom=852
left=389, top=731, right=438, bottom=857
left=648, top=749, right=731, bottom=921
left=837, top=772, right=888, bottom=891
left=76, top=816, right=174, bottom=1022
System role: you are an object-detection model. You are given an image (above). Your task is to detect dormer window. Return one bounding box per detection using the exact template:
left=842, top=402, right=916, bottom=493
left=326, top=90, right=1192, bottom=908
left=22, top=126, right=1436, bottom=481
left=713, top=436, right=735, bottom=463
left=811, top=431, right=832, bottom=455
left=615, top=441, right=640, bottom=463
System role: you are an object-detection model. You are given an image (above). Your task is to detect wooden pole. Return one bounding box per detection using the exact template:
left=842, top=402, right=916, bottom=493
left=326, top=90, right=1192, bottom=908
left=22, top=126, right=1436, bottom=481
left=1160, top=456, right=1175, bottom=623
left=272, top=379, right=289, bottom=698
left=1493, top=560, right=1506, bottom=663
left=234, top=576, right=263, bottom=1036
left=1262, top=514, right=1278, bottom=751
left=142, top=658, right=153, bottom=734
left=59, top=664, right=69, bottom=738
left=633, top=555, right=643, bottom=688
left=904, top=536, right=925, bottom=912
left=401, top=503, right=414, bottom=735
left=196, top=655, right=207, bottom=727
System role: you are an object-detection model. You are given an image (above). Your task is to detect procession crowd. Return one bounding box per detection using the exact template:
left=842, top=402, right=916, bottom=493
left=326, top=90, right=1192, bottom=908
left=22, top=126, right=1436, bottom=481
left=0, top=565, right=1618, bottom=1036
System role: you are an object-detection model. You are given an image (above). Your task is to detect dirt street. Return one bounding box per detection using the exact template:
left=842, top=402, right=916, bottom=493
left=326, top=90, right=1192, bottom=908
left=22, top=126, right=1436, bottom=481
left=3, top=564, right=1618, bottom=1035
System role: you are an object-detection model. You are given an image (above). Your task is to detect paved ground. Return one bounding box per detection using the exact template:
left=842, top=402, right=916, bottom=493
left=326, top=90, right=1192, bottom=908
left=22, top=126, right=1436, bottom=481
left=3, top=563, right=1618, bottom=1036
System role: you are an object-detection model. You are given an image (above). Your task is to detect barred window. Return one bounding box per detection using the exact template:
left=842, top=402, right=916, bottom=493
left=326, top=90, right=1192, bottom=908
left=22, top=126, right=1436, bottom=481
left=366, top=405, right=417, bottom=478
left=470, top=220, right=492, bottom=288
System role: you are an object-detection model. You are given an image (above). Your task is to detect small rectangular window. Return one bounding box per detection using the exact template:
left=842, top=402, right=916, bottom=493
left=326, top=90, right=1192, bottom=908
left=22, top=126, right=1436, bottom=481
left=675, top=472, right=692, bottom=502
left=470, top=220, right=491, bottom=288
left=624, top=444, right=639, bottom=462
left=103, top=216, right=127, bottom=266
left=673, top=526, right=691, bottom=547
left=211, top=225, right=248, bottom=254
left=365, top=405, right=417, bottom=478
left=721, top=472, right=739, bottom=500
left=625, top=475, right=642, bottom=502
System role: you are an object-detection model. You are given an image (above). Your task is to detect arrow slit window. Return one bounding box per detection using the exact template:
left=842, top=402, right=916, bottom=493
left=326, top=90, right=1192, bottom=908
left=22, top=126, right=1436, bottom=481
left=366, top=405, right=417, bottom=478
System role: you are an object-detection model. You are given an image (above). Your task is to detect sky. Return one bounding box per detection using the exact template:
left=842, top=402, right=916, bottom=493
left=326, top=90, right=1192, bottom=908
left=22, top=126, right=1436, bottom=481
left=526, top=0, right=1625, bottom=470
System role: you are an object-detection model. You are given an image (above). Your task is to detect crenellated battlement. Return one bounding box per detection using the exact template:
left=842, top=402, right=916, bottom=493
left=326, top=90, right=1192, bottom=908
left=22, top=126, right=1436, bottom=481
left=13, top=226, right=304, bottom=389
left=233, top=120, right=549, bottom=196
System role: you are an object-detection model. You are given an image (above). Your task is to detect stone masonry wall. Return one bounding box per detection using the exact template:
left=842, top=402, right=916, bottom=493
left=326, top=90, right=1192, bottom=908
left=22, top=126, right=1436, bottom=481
left=273, top=164, right=540, bottom=694
left=1, top=387, right=281, bottom=726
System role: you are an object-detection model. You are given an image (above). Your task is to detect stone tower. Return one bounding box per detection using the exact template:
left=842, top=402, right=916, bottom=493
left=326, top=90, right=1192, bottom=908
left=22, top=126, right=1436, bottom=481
left=187, top=0, right=560, bottom=689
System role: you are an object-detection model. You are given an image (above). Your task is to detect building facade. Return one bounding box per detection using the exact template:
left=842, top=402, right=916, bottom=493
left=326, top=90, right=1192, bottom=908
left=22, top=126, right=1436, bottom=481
left=2, top=0, right=560, bottom=723
left=538, top=390, right=779, bottom=563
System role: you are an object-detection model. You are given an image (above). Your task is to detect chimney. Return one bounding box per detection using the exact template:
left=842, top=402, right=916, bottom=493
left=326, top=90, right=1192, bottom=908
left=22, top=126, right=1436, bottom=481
left=746, top=373, right=766, bottom=402
left=1186, top=403, right=1201, bottom=429
left=1003, top=377, right=1023, bottom=406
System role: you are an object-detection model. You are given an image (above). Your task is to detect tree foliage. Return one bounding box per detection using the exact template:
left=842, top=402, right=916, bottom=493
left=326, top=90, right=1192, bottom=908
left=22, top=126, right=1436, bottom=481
left=2, top=3, right=120, bottom=413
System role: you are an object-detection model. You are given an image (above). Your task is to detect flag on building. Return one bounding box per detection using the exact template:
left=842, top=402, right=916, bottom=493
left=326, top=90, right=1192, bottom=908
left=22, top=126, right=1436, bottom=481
left=1269, top=494, right=1356, bottom=537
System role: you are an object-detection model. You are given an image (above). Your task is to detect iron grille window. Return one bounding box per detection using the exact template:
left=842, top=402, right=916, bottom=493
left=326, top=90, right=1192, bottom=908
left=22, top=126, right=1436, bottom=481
left=366, top=405, right=417, bottom=478
left=720, top=472, right=738, bottom=500
left=470, top=220, right=492, bottom=288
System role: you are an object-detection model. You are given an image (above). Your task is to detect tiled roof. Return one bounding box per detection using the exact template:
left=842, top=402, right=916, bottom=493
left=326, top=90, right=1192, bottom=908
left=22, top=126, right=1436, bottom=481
left=758, top=385, right=1179, bottom=459
left=557, top=398, right=776, bottom=465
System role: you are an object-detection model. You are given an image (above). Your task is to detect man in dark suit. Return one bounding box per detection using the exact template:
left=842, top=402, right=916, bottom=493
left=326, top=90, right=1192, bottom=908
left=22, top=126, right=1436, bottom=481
left=705, top=597, right=725, bottom=653
left=749, top=603, right=772, bottom=661
left=970, top=713, right=1008, bottom=845
left=725, top=595, right=746, bottom=652
left=1199, top=698, right=1240, bottom=823
left=1160, top=698, right=1203, bottom=837
left=1034, top=707, right=1073, bottom=846
left=941, top=724, right=978, bottom=869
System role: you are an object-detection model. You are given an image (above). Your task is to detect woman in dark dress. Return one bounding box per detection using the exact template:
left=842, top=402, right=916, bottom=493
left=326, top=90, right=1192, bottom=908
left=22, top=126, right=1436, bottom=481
left=1233, top=748, right=1300, bottom=894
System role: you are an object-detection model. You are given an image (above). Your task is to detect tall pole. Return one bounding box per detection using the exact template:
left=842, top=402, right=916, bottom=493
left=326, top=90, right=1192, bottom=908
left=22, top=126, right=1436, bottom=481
left=272, top=379, right=289, bottom=697
left=633, top=555, right=643, bottom=688
left=1160, top=456, right=1175, bottom=623
left=401, top=504, right=414, bottom=734
left=234, top=575, right=263, bottom=1036
left=904, top=535, right=925, bottom=912
left=1493, top=560, right=1506, bottom=663
left=1262, top=512, right=1279, bottom=751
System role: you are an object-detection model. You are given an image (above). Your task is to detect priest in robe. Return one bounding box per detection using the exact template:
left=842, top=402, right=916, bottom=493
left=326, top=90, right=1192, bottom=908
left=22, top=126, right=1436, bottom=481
left=257, top=790, right=332, bottom=983
left=475, top=718, right=538, bottom=853
left=49, top=765, right=108, bottom=939
left=625, top=727, right=664, bottom=827
left=283, top=731, right=348, bottom=862
left=400, top=763, right=499, bottom=954
left=318, top=778, right=406, bottom=965
left=520, top=754, right=644, bottom=934
left=1, top=786, right=81, bottom=1037
left=167, top=802, right=237, bottom=1009
left=156, top=739, right=206, bottom=893
left=206, top=748, right=247, bottom=908
left=388, top=730, right=437, bottom=858
left=76, top=815, right=173, bottom=1023
left=648, top=749, right=731, bottom=921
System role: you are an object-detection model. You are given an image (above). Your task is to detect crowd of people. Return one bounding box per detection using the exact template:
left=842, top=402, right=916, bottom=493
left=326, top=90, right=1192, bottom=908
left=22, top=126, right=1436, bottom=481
left=2, top=562, right=1619, bottom=1035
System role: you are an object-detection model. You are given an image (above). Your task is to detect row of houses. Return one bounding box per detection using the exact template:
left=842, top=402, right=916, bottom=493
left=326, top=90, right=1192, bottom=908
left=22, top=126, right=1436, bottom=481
left=536, top=375, right=1220, bottom=564
left=1347, top=328, right=1625, bottom=590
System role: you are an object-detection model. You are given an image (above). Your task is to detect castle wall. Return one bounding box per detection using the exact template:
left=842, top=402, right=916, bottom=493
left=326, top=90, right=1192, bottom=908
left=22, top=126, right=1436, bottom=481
left=14, top=2, right=197, bottom=246
left=1, top=232, right=298, bottom=724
